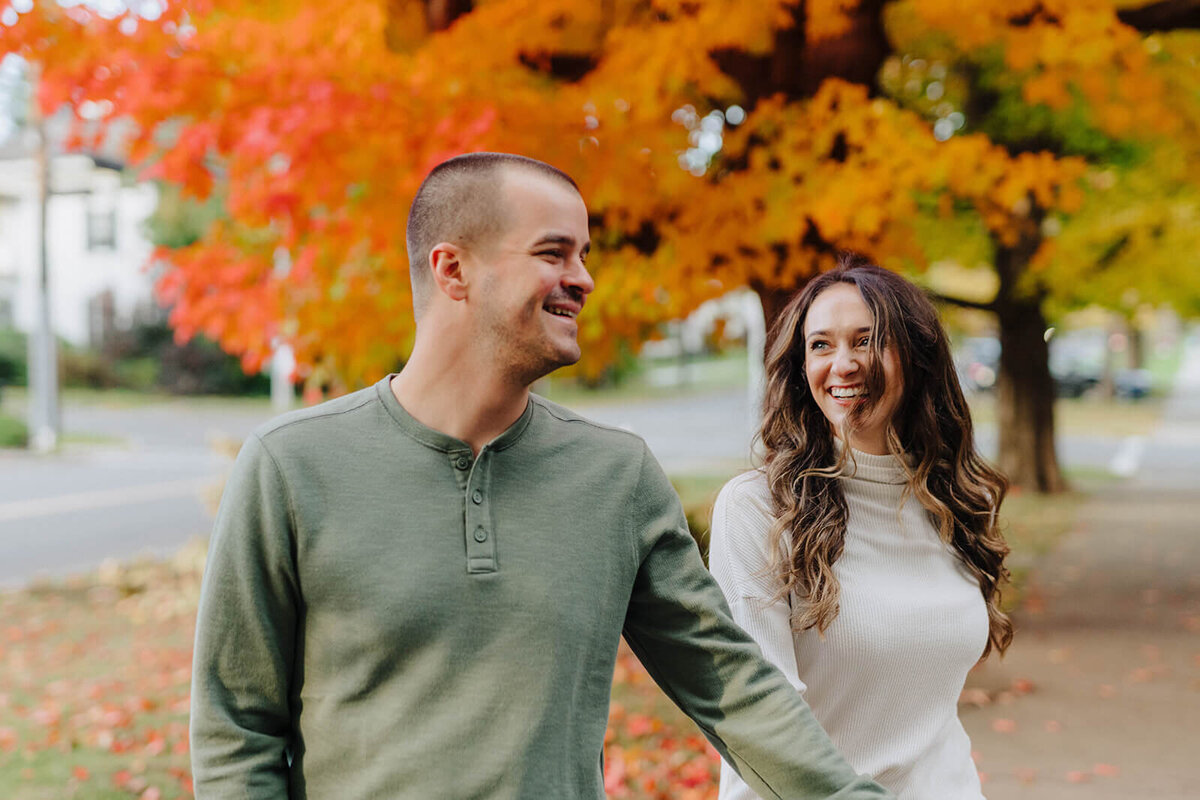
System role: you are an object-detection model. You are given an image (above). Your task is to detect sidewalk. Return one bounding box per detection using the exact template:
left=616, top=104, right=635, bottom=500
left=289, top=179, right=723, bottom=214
left=959, top=334, right=1200, bottom=798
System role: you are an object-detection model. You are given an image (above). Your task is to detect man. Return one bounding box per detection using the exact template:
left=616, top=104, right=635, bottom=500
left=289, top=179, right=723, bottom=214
left=190, top=153, right=893, bottom=799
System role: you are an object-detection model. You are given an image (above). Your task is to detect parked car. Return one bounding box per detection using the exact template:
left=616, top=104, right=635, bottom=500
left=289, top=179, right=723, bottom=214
left=1051, top=368, right=1100, bottom=398
left=1049, top=330, right=1107, bottom=398
left=954, top=336, right=1000, bottom=393
left=1114, top=368, right=1152, bottom=400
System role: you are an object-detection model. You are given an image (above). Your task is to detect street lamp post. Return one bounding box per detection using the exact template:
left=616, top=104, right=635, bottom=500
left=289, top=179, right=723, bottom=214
left=26, top=63, right=59, bottom=452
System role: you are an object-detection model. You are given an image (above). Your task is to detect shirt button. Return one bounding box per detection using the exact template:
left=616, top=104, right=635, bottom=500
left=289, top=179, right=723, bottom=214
left=455, top=456, right=470, bottom=470
left=473, top=527, right=488, bottom=543
left=472, top=490, right=483, bottom=504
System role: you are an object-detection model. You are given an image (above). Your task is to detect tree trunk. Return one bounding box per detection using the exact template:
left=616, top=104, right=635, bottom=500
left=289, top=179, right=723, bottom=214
left=1127, top=319, right=1146, bottom=369
left=993, top=230, right=1066, bottom=493
left=751, top=281, right=810, bottom=355
left=713, top=0, right=891, bottom=105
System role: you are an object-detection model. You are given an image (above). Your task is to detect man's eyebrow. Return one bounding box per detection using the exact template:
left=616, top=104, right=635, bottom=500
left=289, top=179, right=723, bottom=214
left=531, top=234, right=590, bottom=254
left=805, top=326, right=872, bottom=339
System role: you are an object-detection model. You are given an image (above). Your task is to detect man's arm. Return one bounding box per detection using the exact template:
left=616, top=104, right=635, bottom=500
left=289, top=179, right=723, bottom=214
left=708, top=474, right=811, bottom=800
left=191, top=434, right=300, bottom=798
left=621, top=446, right=893, bottom=800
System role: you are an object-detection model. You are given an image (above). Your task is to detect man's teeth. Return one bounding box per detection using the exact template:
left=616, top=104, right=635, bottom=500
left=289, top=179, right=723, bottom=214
left=830, top=387, right=867, bottom=398
left=546, top=307, right=577, bottom=318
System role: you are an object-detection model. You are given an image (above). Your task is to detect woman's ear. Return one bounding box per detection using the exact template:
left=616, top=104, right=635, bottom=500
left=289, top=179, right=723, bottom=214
left=428, top=242, right=468, bottom=302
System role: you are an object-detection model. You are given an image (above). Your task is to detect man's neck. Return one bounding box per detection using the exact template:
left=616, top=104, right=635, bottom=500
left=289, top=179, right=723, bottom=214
left=390, top=346, right=531, bottom=455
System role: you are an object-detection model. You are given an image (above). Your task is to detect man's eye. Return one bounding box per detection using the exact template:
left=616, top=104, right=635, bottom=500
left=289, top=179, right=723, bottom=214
left=537, top=250, right=564, bottom=259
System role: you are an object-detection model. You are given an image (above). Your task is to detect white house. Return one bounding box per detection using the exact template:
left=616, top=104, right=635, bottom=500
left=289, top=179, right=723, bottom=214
left=0, top=123, right=158, bottom=349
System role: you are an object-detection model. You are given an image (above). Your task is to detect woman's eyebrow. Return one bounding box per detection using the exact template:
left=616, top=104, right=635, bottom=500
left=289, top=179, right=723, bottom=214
left=805, top=326, right=872, bottom=340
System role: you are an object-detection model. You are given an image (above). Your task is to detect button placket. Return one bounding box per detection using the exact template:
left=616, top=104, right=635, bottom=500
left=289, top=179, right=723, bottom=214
left=449, top=451, right=473, bottom=491
left=464, top=450, right=496, bottom=573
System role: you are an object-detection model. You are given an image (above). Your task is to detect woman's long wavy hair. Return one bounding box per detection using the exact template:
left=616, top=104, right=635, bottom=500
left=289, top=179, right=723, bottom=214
left=759, top=254, right=1013, bottom=659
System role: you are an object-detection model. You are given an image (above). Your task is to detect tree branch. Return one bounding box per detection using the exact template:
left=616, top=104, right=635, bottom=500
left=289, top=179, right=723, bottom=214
left=1117, top=0, right=1200, bottom=32
left=928, top=291, right=997, bottom=313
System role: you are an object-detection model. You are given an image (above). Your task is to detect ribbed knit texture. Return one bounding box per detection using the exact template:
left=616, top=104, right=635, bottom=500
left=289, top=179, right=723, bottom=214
left=709, top=450, right=989, bottom=800
left=190, top=377, right=895, bottom=800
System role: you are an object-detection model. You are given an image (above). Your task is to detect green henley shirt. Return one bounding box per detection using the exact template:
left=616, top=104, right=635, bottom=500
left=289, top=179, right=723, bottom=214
left=190, top=375, right=892, bottom=800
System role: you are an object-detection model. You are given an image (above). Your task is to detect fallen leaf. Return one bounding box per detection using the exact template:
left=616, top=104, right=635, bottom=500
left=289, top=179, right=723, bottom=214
left=1013, top=767, right=1037, bottom=784
left=991, top=718, right=1017, bottom=733
left=1011, top=678, right=1035, bottom=695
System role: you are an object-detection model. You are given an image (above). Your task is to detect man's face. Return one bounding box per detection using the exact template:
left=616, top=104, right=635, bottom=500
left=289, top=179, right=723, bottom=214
left=469, top=169, right=594, bottom=385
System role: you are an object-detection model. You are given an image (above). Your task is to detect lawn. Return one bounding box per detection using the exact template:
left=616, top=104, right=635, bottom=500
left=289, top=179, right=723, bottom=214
left=0, top=464, right=1095, bottom=800
left=0, top=345, right=1171, bottom=797
left=0, top=538, right=721, bottom=800
left=0, top=550, right=201, bottom=800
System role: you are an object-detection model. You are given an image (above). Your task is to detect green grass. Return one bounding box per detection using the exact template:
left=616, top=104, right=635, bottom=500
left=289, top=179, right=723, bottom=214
left=58, top=432, right=128, bottom=448
left=0, top=461, right=1107, bottom=800
left=0, top=411, right=28, bottom=448
left=967, top=394, right=1168, bottom=438
left=671, top=471, right=742, bottom=562
left=1, top=386, right=274, bottom=413
left=0, top=550, right=202, bottom=800
left=536, top=350, right=749, bottom=408
left=1146, top=336, right=1186, bottom=392
left=996, top=469, right=1117, bottom=610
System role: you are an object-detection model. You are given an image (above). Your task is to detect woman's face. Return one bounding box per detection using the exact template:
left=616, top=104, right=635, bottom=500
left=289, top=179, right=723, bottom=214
left=801, top=282, right=903, bottom=455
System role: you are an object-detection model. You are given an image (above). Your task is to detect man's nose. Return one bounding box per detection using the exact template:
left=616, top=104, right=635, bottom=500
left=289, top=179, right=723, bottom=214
left=566, top=258, right=595, bottom=297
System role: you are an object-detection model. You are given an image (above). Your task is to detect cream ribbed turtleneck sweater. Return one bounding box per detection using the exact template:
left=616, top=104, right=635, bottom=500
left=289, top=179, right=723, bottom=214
left=709, top=449, right=988, bottom=800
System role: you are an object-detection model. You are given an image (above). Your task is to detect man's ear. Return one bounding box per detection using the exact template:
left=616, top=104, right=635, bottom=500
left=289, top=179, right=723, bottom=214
left=429, top=242, right=469, bottom=302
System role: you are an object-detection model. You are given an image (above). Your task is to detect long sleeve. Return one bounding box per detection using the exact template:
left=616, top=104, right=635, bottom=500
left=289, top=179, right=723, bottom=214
left=708, top=472, right=808, bottom=800
left=705, top=455, right=990, bottom=800
left=621, top=446, right=893, bottom=800
left=190, top=434, right=300, bottom=798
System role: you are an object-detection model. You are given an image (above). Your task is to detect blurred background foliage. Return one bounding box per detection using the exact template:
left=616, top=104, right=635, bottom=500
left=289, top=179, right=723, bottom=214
left=3, top=0, right=1198, bottom=491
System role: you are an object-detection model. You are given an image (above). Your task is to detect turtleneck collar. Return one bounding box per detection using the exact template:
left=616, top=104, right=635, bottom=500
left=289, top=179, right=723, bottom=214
left=834, top=439, right=910, bottom=485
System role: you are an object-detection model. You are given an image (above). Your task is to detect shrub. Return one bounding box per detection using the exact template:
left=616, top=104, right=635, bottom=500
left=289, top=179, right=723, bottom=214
left=0, top=412, right=28, bottom=448
left=60, top=346, right=123, bottom=389
left=0, top=329, right=27, bottom=388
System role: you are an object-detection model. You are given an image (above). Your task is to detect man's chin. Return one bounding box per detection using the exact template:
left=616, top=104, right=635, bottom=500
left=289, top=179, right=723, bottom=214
left=518, top=347, right=583, bottom=388
left=546, top=349, right=582, bottom=375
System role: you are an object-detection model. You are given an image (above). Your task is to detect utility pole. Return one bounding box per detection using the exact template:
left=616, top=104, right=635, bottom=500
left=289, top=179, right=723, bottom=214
left=743, top=290, right=766, bottom=458
left=26, top=63, right=59, bottom=452
left=270, top=246, right=294, bottom=413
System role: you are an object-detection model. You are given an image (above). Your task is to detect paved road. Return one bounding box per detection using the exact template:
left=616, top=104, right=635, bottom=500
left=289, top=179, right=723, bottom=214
left=2, top=349, right=1196, bottom=587
left=959, top=333, right=1200, bottom=798
left=0, top=398, right=267, bottom=586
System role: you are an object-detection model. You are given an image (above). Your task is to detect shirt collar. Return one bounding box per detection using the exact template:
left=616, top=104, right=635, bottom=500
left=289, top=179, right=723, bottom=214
left=375, top=374, right=535, bottom=453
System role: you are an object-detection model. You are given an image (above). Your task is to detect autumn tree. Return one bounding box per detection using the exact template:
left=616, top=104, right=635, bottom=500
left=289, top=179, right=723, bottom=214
left=884, top=0, right=1200, bottom=490
left=0, top=3, right=992, bottom=399
left=4, top=0, right=1197, bottom=491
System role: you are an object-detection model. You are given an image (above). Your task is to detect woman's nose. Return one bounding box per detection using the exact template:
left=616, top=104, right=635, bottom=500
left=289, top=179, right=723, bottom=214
left=832, top=346, right=860, bottom=375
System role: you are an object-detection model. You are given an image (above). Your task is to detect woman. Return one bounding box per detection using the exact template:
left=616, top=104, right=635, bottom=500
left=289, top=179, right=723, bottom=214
left=709, top=255, right=1011, bottom=799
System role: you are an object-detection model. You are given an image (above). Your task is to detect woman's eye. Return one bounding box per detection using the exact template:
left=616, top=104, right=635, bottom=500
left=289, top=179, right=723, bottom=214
left=809, top=341, right=828, bottom=351
left=856, top=337, right=870, bottom=348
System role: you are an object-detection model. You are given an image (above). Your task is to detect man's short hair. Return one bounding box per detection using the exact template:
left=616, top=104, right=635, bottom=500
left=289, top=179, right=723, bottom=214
left=405, top=153, right=580, bottom=312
